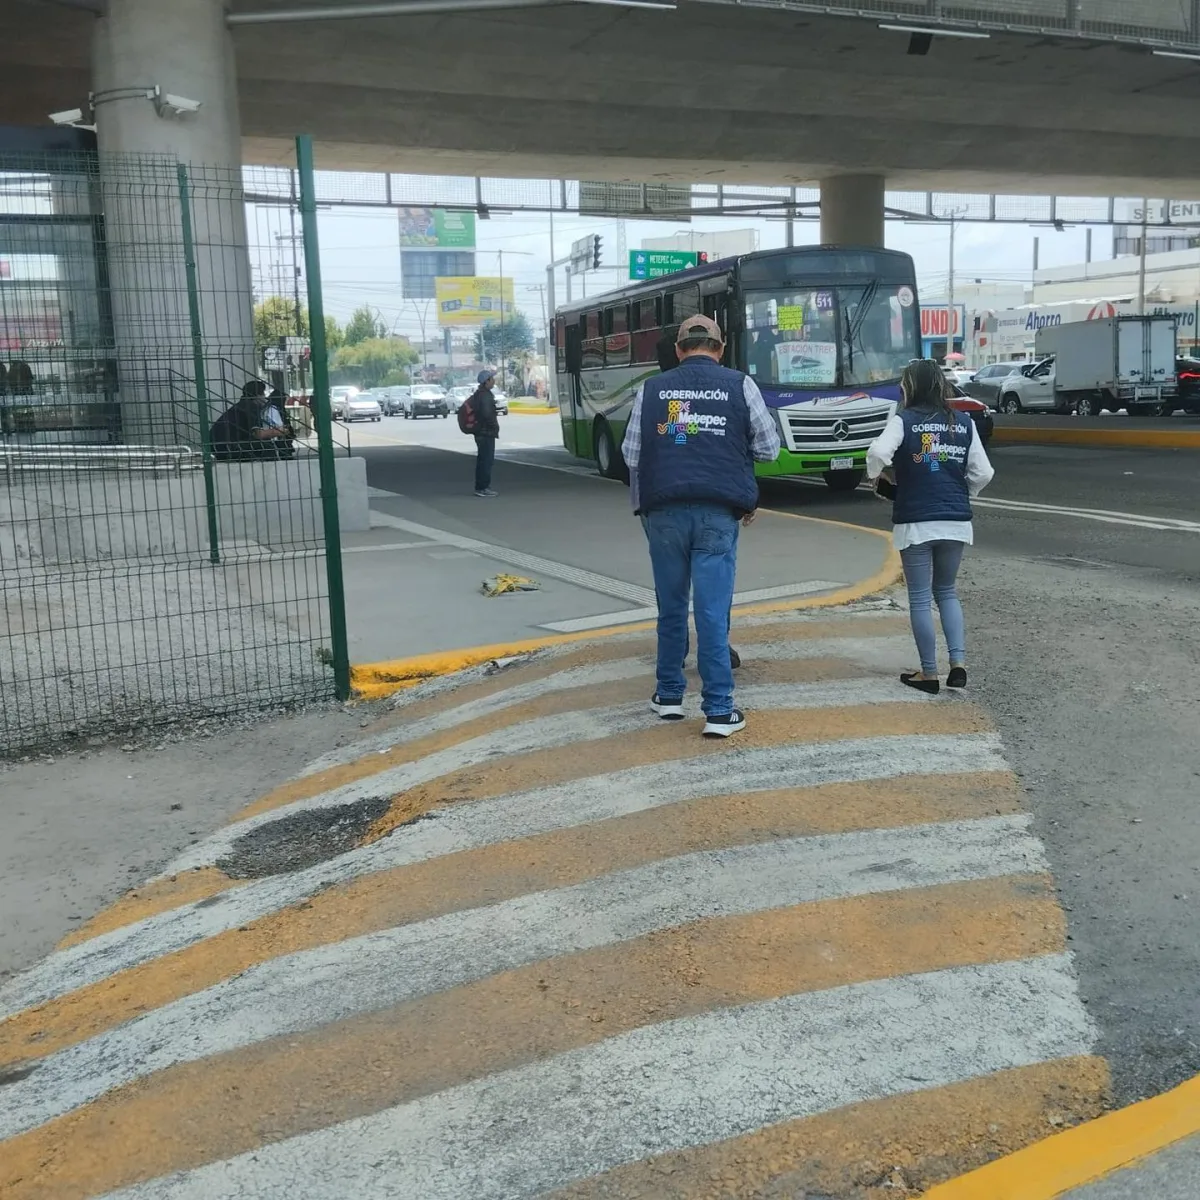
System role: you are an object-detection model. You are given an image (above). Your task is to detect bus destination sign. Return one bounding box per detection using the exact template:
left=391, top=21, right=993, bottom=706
left=629, top=250, right=698, bottom=280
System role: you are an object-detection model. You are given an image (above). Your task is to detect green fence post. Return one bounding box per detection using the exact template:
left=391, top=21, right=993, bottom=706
left=296, top=135, right=351, bottom=701
left=176, top=163, right=221, bottom=565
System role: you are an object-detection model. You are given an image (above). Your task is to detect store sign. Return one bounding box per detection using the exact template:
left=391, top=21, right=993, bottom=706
left=919, top=305, right=966, bottom=338
left=397, top=208, right=476, bottom=248
left=434, top=276, right=515, bottom=326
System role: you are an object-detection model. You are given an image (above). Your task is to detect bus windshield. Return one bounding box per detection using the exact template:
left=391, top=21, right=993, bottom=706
left=744, top=282, right=917, bottom=389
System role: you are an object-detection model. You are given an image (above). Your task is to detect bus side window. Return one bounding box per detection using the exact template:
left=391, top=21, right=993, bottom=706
left=632, top=297, right=660, bottom=364
left=581, top=310, right=604, bottom=370
left=605, top=303, right=630, bottom=367
left=669, top=285, right=700, bottom=324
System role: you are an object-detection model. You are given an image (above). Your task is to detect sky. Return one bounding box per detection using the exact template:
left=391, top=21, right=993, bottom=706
left=245, top=179, right=1118, bottom=344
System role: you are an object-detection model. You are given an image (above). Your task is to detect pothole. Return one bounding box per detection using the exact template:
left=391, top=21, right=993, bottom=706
left=216, top=795, right=392, bottom=879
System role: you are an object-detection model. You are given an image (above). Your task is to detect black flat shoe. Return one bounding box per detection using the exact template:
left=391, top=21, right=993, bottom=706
left=901, top=672, right=940, bottom=695
left=730, top=647, right=741, bottom=670
left=947, top=667, right=967, bottom=690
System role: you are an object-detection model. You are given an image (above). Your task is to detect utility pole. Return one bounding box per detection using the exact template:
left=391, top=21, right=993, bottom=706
left=277, top=222, right=306, bottom=393
left=1138, top=195, right=1150, bottom=316
left=410, top=299, right=431, bottom=377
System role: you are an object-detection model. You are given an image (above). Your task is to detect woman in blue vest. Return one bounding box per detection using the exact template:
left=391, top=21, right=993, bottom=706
left=867, top=359, right=995, bottom=694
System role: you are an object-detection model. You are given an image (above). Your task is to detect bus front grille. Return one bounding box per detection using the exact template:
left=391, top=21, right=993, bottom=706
left=781, top=408, right=892, bottom=454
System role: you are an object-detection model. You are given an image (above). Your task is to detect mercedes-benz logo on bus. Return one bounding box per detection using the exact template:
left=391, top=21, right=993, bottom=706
left=832, top=420, right=851, bottom=441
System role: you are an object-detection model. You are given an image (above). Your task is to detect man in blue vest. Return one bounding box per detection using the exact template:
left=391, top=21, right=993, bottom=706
left=623, top=314, right=782, bottom=737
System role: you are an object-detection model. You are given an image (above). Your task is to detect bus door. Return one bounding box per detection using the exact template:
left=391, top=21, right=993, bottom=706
left=562, top=318, right=585, bottom=457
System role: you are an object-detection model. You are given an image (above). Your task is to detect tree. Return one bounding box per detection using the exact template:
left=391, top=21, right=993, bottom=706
left=343, top=305, right=387, bottom=347
left=332, top=336, right=418, bottom=389
left=253, top=297, right=307, bottom=349
left=324, top=315, right=344, bottom=353
left=476, top=310, right=534, bottom=363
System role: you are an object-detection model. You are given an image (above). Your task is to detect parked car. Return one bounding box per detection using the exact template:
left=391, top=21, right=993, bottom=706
left=340, top=392, right=383, bottom=422
left=1172, top=358, right=1200, bottom=414
left=405, top=384, right=449, bottom=419
left=948, top=384, right=994, bottom=447
left=329, top=385, right=358, bottom=418
left=493, top=389, right=509, bottom=416
left=381, top=386, right=410, bottom=416
left=963, top=362, right=1022, bottom=407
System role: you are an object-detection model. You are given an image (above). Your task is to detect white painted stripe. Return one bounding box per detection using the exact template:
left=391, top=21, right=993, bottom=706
left=0, top=733, right=1008, bottom=1018
left=158, top=678, right=937, bottom=879
left=0, top=814, right=1047, bottom=1140
left=341, top=540, right=433, bottom=554
left=303, top=632, right=914, bottom=778
left=538, top=580, right=844, bottom=633
left=370, top=511, right=656, bottom=605
left=973, top=496, right=1200, bottom=533
left=102, top=955, right=1094, bottom=1200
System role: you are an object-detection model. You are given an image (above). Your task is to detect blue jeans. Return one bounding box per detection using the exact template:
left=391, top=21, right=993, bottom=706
left=900, top=539, right=967, bottom=675
left=642, top=502, right=739, bottom=717
left=474, top=434, right=496, bottom=491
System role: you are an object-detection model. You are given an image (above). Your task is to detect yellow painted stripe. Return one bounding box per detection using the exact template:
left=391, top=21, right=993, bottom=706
left=993, top=425, right=1200, bottom=450
left=249, top=649, right=896, bottom=821
left=0, top=876, right=1067, bottom=1200
left=551, top=1057, right=1110, bottom=1200
left=924, top=1070, right=1200, bottom=1200
left=0, top=771, right=1018, bottom=1069
left=367, top=701, right=993, bottom=842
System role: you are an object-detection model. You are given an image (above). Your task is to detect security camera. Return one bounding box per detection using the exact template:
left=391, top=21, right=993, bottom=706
left=164, top=94, right=202, bottom=114
left=49, top=108, right=84, bottom=126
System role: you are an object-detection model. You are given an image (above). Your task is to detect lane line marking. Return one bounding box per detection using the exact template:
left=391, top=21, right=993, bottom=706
left=94, top=956, right=1095, bottom=1200
left=368, top=511, right=655, bottom=604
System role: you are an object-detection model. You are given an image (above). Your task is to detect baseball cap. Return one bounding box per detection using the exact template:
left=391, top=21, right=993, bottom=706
left=675, top=314, right=724, bottom=345
left=477, top=368, right=497, bottom=383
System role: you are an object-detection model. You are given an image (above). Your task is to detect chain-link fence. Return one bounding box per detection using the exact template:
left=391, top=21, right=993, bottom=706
left=0, top=141, right=348, bottom=754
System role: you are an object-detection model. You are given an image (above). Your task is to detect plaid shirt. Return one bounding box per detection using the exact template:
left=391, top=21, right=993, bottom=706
left=622, top=371, right=782, bottom=511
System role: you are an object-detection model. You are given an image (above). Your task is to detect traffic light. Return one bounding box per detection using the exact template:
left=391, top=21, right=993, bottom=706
left=591, top=234, right=602, bottom=270
left=696, top=251, right=709, bottom=264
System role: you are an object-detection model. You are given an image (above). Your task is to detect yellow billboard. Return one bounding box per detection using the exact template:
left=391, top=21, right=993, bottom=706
left=434, top=276, right=515, bottom=326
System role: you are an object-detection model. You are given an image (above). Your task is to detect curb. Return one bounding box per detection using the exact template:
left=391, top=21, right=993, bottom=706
left=924, top=1072, right=1200, bottom=1200
left=350, top=515, right=901, bottom=700
left=993, top=425, right=1200, bottom=450
left=507, top=405, right=558, bottom=415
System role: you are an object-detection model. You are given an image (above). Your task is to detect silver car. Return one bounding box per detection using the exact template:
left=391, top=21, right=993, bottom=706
left=963, top=362, right=1022, bottom=408
left=341, top=392, right=383, bottom=422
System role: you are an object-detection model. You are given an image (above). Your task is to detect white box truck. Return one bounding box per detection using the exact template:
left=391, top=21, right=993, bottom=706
left=1028, top=316, right=1177, bottom=416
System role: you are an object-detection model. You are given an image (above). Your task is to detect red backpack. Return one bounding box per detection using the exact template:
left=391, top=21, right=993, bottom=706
left=456, top=392, right=478, bottom=434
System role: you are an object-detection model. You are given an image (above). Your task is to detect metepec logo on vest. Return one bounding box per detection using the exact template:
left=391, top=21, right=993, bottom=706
left=656, top=391, right=730, bottom=445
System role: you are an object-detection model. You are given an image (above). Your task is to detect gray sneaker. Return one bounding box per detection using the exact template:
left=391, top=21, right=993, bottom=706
left=474, top=488, right=498, bottom=497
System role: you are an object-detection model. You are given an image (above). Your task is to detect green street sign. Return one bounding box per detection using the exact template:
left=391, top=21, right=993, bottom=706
left=629, top=250, right=697, bottom=279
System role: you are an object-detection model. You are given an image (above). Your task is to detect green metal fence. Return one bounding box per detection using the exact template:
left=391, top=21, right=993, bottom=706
left=0, top=136, right=349, bottom=754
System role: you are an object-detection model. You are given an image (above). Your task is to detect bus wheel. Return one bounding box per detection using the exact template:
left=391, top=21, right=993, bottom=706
left=823, top=469, right=864, bottom=493
left=594, top=420, right=625, bottom=481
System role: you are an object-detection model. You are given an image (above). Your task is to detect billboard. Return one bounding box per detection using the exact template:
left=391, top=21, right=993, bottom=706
left=434, top=276, right=515, bottom=326
left=397, top=208, right=476, bottom=248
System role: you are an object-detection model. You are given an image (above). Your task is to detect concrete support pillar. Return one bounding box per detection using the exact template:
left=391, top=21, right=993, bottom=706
left=820, top=175, right=886, bottom=248
left=92, top=0, right=254, bottom=443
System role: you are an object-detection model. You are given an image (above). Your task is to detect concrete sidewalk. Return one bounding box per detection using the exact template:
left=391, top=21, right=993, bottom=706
left=341, top=442, right=897, bottom=671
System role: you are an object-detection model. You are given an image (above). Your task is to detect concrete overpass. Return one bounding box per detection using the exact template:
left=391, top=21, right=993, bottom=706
left=9, top=0, right=1200, bottom=206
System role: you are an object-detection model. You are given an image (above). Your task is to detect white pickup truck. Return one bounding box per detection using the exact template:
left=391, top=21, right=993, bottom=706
left=998, top=316, right=1177, bottom=416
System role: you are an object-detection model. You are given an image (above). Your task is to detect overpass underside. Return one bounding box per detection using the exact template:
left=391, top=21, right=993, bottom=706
left=7, top=0, right=1200, bottom=197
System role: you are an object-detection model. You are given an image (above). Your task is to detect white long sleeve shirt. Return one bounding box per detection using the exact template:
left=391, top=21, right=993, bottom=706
left=866, top=413, right=995, bottom=551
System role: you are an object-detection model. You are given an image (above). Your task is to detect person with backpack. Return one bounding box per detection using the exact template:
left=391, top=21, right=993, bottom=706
left=458, top=368, right=501, bottom=497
